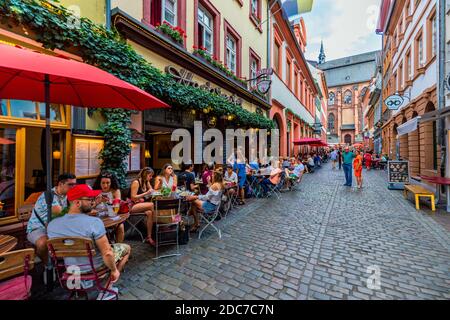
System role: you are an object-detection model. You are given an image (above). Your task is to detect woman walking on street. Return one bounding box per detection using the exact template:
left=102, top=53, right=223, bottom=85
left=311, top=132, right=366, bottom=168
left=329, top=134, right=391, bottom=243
left=354, top=150, right=363, bottom=189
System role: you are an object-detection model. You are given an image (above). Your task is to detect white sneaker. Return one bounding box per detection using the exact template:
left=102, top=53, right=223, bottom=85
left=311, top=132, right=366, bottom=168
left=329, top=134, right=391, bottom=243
left=97, top=286, right=119, bottom=300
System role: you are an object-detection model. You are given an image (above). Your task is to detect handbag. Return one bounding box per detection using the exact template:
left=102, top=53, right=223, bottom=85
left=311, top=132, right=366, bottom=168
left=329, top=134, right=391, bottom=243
left=119, top=199, right=132, bottom=214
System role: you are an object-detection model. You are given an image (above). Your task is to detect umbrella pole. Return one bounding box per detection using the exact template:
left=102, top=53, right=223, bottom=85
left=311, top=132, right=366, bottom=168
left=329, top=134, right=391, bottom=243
left=44, top=74, right=54, bottom=292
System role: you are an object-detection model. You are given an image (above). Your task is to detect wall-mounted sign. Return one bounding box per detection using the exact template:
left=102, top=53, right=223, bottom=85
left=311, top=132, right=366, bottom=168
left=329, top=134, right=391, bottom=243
left=384, top=95, right=404, bottom=110
left=165, top=66, right=243, bottom=106
left=249, top=68, right=273, bottom=95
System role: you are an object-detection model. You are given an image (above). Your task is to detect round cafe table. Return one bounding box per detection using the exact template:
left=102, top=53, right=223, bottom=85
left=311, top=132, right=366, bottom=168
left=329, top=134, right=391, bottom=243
left=101, top=212, right=130, bottom=229
left=0, top=234, right=18, bottom=255
left=421, top=176, right=450, bottom=212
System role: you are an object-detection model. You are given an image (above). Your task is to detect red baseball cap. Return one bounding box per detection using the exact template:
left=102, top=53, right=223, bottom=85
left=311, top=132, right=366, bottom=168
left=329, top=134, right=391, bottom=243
left=67, top=184, right=102, bottom=202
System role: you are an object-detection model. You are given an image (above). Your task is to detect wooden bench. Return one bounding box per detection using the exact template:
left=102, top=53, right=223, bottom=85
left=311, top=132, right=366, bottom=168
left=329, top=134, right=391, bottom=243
left=403, top=184, right=436, bottom=212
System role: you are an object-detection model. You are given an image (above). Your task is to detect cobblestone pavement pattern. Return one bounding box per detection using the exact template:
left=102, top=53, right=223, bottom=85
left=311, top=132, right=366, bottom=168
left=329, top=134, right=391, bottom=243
left=37, top=164, right=450, bottom=300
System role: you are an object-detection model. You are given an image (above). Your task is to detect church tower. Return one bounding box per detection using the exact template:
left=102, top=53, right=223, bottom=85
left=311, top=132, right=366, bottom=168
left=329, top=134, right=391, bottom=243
left=318, top=41, right=326, bottom=64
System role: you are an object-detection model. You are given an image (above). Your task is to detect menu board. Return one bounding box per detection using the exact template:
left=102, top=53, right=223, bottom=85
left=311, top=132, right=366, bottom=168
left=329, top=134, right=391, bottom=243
left=74, top=139, right=104, bottom=177
left=388, top=161, right=410, bottom=184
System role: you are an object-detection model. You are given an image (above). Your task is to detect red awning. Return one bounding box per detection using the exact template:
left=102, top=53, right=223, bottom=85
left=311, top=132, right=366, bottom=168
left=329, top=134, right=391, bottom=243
left=293, top=138, right=327, bottom=146
left=376, top=0, right=392, bottom=34
left=0, top=44, right=169, bottom=110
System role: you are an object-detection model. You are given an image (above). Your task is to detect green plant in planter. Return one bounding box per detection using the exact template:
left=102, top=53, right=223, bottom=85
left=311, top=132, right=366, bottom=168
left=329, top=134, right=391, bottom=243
left=161, top=187, right=172, bottom=197
left=155, top=22, right=186, bottom=44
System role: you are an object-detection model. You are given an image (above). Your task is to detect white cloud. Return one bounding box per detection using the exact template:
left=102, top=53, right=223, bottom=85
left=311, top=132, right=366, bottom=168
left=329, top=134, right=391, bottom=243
left=302, top=0, right=382, bottom=61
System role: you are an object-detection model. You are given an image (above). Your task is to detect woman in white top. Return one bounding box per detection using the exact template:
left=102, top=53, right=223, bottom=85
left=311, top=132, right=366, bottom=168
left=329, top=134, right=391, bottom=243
left=154, top=163, right=178, bottom=191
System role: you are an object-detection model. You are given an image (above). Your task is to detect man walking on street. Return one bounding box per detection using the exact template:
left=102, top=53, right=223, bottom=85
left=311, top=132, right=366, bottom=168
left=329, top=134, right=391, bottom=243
left=337, top=147, right=343, bottom=170
left=342, top=146, right=356, bottom=187
left=330, top=148, right=338, bottom=170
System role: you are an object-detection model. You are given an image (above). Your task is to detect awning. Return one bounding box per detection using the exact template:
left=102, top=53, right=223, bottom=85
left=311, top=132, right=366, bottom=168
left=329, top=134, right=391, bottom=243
left=397, top=117, right=420, bottom=137
left=420, top=106, right=450, bottom=123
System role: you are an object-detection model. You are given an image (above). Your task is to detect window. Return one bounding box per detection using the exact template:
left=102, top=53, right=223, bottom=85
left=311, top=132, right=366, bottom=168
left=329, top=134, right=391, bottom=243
left=428, top=12, right=437, bottom=59
left=393, top=72, right=397, bottom=93
left=328, top=113, right=335, bottom=134
left=224, top=20, right=242, bottom=77
left=344, top=90, right=352, bottom=104
left=251, top=0, right=258, bottom=17
left=406, top=49, right=412, bottom=80
left=294, top=70, right=299, bottom=97
left=249, top=49, right=261, bottom=88
left=0, top=100, right=64, bottom=123
left=344, top=134, right=352, bottom=145
left=226, top=35, right=237, bottom=74
left=198, top=5, right=214, bottom=55
left=399, top=63, right=403, bottom=90
left=273, top=41, right=281, bottom=74
left=328, top=92, right=335, bottom=106
left=416, top=31, right=424, bottom=70
left=123, top=143, right=142, bottom=172
left=162, top=0, right=177, bottom=26
left=286, top=58, right=292, bottom=89
left=406, top=1, right=411, bottom=17
left=73, top=138, right=104, bottom=178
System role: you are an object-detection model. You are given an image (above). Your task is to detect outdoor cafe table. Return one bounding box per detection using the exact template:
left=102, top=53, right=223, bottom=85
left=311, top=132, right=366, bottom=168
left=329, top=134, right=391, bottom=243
left=0, top=234, right=18, bottom=255
left=100, top=213, right=130, bottom=229
left=421, top=176, right=450, bottom=212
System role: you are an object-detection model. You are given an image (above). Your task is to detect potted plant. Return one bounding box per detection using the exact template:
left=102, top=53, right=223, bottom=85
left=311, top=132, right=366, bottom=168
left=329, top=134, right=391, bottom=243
left=155, top=22, right=186, bottom=46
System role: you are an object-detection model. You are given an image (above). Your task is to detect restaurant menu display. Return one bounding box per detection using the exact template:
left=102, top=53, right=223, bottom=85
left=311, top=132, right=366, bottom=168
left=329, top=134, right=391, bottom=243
left=74, top=139, right=104, bottom=177
left=388, top=161, right=410, bottom=184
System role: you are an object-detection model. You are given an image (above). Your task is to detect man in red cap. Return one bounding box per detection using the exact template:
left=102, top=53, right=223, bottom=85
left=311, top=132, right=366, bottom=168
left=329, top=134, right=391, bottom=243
left=48, top=184, right=131, bottom=299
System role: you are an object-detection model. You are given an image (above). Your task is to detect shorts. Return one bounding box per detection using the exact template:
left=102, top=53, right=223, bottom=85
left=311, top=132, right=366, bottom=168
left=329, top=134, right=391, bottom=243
left=202, top=201, right=217, bottom=214
left=238, top=176, right=246, bottom=188
left=27, top=228, right=47, bottom=245
left=111, top=243, right=131, bottom=263
left=289, top=174, right=299, bottom=180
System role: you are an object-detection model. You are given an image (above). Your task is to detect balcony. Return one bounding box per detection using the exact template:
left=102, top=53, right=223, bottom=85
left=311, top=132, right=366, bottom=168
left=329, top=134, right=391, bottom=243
left=341, top=124, right=356, bottom=130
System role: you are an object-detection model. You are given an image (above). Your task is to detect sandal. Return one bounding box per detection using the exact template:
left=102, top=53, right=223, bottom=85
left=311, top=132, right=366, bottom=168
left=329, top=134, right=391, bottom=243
left=145, top=237, right=156, bottom=246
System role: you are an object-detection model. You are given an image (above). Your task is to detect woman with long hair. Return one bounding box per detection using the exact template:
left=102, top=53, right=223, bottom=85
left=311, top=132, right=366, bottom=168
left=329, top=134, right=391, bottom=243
left=200, top=163, right=214, bottom=195
left=130, top=167, right=156, bottom=245
left=154, top=163, right=178, bottom=192
left=188, top=170, right=224, bottom=232
left=92, top=172, right=125, bottom=242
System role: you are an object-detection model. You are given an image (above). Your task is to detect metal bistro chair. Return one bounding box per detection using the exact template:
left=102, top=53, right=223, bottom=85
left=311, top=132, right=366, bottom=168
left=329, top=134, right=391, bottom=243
left=266, top=178, right=282, bottom=200
left=0, top=249, right=35, bottom=300
left=154, top=198, right=182, bottom=260
left=47, top=237, right=118, bottom=300
left=198, top=192, right=223, bottom=240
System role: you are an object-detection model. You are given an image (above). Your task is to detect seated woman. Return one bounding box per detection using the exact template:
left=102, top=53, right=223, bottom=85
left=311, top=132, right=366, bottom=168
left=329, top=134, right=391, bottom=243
left=223, top=164, right=238, bottom=207
left=261, top=168, right=282, bottom=195
left=200, top=163, right=214, bottom=195
left=188, top=170, right=224, bottom=232
left=154, top=163, right=178, bottom=192
left=92, top=172, right=125, bottom=243
left=130, top=167, right=155, bottom=246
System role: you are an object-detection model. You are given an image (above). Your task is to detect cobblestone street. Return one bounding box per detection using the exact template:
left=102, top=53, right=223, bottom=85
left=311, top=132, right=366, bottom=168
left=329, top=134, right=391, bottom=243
left=36, top=164, right=450, bottom=300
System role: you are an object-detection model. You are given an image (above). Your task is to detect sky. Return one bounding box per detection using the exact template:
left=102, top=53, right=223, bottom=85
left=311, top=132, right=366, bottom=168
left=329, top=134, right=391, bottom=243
left=298, top=0, right=382, bottom=62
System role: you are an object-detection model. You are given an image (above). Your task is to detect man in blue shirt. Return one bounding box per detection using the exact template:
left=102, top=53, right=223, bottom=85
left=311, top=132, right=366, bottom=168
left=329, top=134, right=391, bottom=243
left=342, top=146, right=356, bottom=187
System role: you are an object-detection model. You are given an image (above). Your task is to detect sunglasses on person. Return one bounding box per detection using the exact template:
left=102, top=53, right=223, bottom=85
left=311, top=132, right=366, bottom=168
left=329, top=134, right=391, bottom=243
left=78, top=198, right=96, bottom=202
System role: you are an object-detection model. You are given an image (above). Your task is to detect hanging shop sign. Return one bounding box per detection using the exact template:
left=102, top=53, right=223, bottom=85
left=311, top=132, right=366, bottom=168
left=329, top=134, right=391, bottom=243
left=165, top=66, right=243, bottom=106
left=384, top=95, right=404, bottom=110
left=248, top=68, right=273, bottom=95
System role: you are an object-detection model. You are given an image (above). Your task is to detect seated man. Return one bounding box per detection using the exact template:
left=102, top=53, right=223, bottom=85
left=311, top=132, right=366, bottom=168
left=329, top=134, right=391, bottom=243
left=261, top=168, right=282, bottom=195
left=306, top=155, right=315, bottom=173
left=313, top=154, right=322, bottom=168
left=47, top=184, right=131, bottom=300
left=223, top=164, right=238, bottom=205
left=178, top=162, right=198, bottom=193
left=26, top=173, right=76, bottom=265
left=286, top=159, right=305, bottom=189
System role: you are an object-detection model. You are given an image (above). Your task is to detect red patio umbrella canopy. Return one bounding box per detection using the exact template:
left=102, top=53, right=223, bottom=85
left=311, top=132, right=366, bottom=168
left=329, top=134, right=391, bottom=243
left=0, top=44, right=169, bottom=110
left=293, top=138, right=323, bottom=146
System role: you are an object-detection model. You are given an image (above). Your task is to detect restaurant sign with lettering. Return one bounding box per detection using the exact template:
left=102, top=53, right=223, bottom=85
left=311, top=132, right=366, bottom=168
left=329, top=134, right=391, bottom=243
left=165, top=66, right=243, bottom=106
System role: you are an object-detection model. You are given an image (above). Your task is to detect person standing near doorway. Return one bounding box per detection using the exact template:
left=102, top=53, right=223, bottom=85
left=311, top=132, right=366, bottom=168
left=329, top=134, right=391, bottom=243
left=342, top=147, right=355, bottom=187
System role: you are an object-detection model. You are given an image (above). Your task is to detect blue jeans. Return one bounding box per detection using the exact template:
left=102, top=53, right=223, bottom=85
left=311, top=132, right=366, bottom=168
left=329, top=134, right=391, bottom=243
left=343, top=164, right=352, bottom=186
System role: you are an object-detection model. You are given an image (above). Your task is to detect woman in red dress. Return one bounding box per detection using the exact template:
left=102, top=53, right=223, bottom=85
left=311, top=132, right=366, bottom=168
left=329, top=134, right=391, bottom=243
left=364, top=151, right=372, bottom=170
left=354, top=150, right=363, bottom=189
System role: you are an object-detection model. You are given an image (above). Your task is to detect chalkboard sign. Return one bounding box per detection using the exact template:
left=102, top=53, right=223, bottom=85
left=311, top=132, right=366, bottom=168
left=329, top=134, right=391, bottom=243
left=388, top=161, right=410, bottom=184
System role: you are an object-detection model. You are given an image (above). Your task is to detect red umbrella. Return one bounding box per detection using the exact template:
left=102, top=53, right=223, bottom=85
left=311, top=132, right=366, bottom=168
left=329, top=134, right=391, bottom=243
left=0, top=137, right=15, bottom=145
left=0, top=43, right=169, bottom=291
left=0, top=44, right=168, bottom=109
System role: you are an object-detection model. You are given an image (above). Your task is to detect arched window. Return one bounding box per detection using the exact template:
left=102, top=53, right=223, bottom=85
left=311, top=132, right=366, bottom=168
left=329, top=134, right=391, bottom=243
left=344, top=90, right=352, bottom=104
left=328, top=113, right=335, bottom=134
left=344, top=134, right=352, bottom=145
left=328, top=92, right=335, bottom=106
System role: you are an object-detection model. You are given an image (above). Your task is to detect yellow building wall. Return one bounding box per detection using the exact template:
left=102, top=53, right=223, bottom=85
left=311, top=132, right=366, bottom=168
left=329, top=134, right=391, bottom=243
left=111, top=1, right=268, bottom=81
left=342, top=109, right=355, bottom=125
left=111, top=0, right=143, bottom=22
left=129, top=40, right=257, bottom=113
left=55, top=0, right=106, bottom=25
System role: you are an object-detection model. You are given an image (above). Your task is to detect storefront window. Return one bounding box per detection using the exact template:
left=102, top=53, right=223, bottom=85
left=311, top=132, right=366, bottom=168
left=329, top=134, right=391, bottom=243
left=0, top=127, right=16, bottom=219
left=10, top=100, right=38, bottom=119
left=38, top=103, right=63, bottom=122
left=0, top=100, right=7, bottom=116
